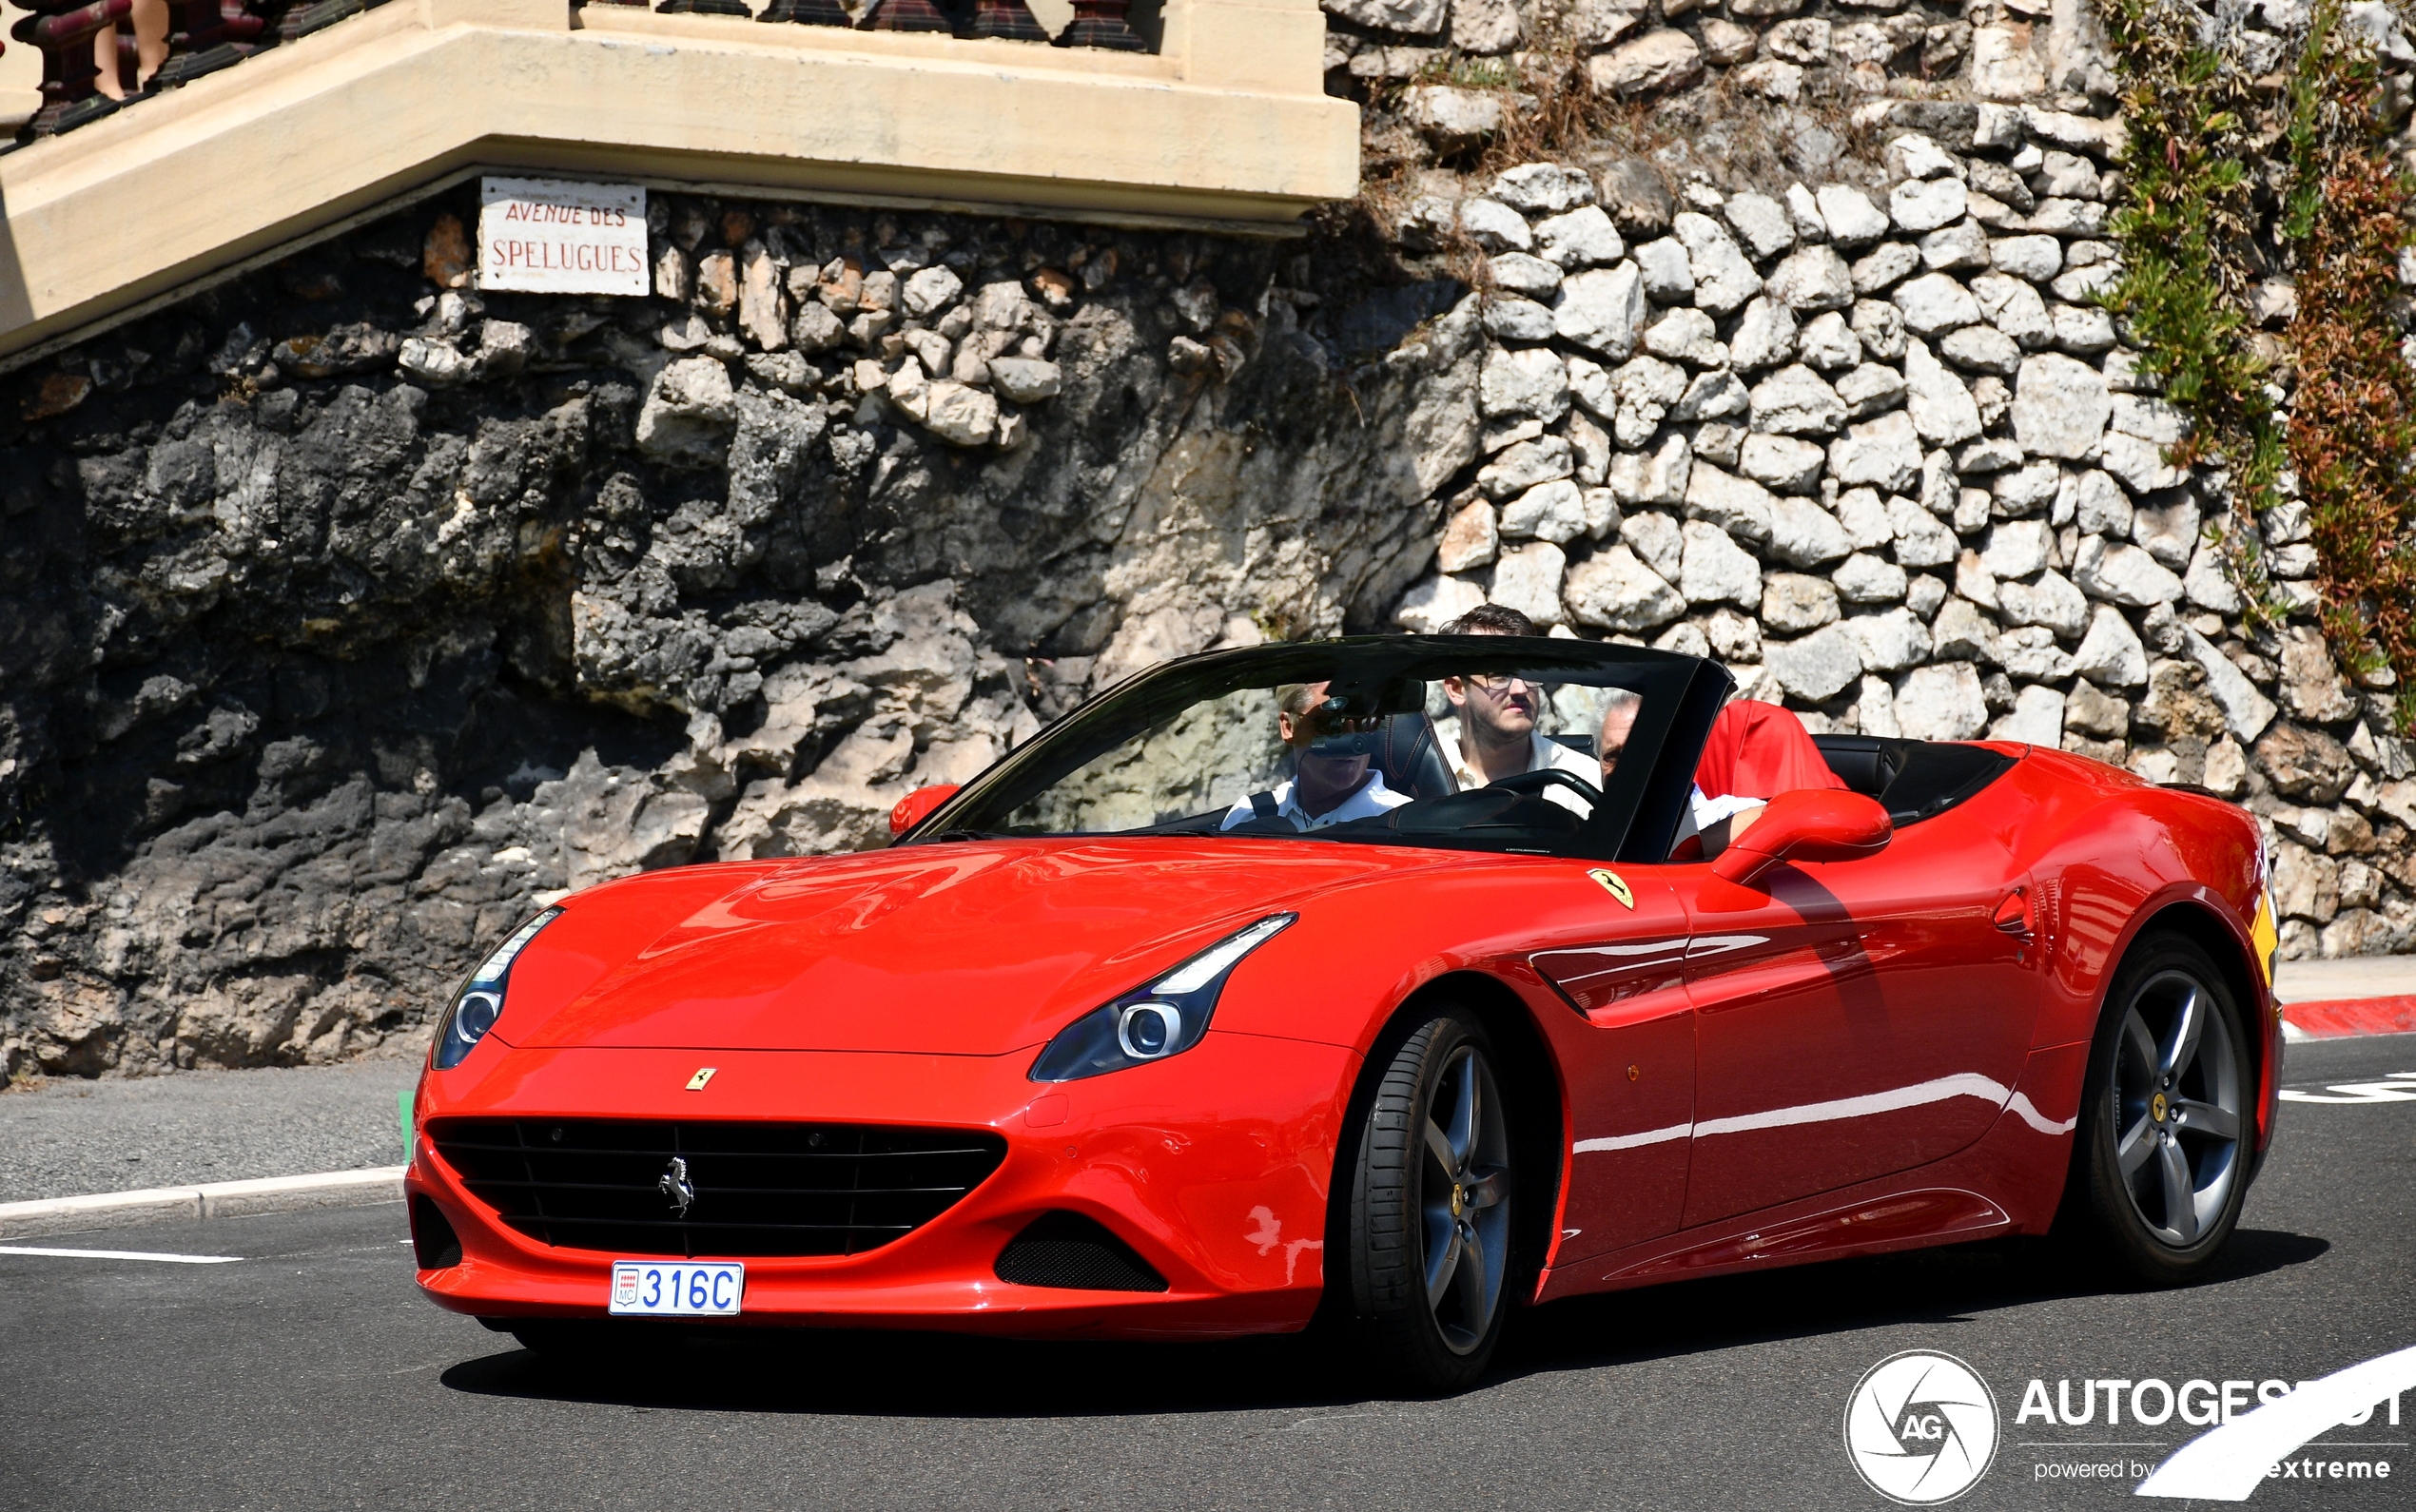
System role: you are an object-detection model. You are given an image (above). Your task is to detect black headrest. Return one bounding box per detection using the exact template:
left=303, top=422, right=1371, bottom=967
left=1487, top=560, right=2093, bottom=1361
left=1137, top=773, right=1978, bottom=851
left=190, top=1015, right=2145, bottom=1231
left=1809, top=734, right=1907, bottom=799
left=1371, top=712, right=1458, bottom=803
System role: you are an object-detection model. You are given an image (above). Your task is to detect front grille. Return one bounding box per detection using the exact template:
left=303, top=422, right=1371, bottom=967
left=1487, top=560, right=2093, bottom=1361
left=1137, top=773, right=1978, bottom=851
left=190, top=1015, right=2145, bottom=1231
left=428, top=1117, right=1007, bottom=1258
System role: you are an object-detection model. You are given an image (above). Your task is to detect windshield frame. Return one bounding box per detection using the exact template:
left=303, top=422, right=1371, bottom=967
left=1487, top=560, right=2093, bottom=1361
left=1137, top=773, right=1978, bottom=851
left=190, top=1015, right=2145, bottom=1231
left=897, top=635, right=1732, bottom=863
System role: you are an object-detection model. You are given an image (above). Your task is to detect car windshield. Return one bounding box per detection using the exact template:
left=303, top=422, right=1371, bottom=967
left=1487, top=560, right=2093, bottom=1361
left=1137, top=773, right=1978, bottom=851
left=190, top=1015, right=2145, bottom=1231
left=906, top=636, right=1730, bottom=862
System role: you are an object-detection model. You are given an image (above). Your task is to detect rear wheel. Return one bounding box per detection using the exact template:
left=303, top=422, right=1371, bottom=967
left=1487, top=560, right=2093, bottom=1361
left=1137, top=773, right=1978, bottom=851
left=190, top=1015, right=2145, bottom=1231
left=2067, top=934, right=2251, bottom=1284
left=1343, top=1010, right=1514, bottom=1394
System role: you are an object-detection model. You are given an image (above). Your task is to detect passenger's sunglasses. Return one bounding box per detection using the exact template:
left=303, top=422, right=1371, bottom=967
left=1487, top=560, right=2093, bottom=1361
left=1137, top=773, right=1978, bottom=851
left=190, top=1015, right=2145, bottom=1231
left=1302, top=698, right=1386, bottom=734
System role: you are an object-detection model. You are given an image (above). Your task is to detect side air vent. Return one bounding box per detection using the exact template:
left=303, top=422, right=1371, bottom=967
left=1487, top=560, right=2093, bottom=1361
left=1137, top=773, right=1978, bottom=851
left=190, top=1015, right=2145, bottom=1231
left=994, top=1212, right=1169, bottom=1292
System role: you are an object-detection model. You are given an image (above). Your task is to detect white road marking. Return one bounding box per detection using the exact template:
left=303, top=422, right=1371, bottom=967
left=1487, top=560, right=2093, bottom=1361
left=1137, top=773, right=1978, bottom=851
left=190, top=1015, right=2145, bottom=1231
left=2134, top=1341, right=2416, bottom=1500
left=0, top=1245, right=244, bottom=1264
left=2280, top=1071, right=2416, bottom=1104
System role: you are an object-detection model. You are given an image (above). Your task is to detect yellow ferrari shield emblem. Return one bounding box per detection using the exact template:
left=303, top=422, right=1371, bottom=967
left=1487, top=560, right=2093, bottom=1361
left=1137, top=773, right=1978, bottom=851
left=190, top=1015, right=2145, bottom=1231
left=686, top=1067, right=717, bottom=1091
left=2250, top=889, right=2279, bottom=987
left=1587, top=868, right=1635, bottom=909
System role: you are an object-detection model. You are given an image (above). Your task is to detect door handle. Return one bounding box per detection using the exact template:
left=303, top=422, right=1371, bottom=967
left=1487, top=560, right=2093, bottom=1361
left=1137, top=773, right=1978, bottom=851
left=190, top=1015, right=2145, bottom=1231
left=1993, top=887, right=2034, bottom=937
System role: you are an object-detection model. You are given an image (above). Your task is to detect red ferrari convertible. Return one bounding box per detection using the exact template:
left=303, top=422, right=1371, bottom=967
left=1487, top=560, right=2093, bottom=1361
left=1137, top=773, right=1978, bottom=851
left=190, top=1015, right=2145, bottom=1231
left=406, top=636, right=2282, bottom=1391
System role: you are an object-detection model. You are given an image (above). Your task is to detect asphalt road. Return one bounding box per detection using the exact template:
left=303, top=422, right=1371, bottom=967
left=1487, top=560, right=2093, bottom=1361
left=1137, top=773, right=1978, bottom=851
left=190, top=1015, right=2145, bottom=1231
left=0, top=1058, right=419, bottom=1203
left=5, top=1034, right=2412, bottom=1512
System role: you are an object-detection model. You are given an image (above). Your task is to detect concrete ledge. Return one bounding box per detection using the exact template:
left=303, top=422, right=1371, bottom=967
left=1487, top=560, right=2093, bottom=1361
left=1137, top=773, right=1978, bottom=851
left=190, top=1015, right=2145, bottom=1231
left=2273, top=956, right=2416, bottom=1005
left=0, top=1186, right=204, bottom=1236
left=0, top=0, right=1357, bottom=359
left=0, top=1166, right=404, bottom=1238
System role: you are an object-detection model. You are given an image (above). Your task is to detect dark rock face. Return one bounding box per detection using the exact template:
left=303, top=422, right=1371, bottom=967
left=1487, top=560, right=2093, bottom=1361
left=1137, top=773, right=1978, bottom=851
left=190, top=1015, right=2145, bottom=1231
left=0, top=187, right=1473, bottom=1077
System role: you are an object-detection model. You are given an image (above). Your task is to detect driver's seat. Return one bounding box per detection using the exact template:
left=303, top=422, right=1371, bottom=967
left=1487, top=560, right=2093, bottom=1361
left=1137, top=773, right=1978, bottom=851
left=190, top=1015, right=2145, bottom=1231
left=1370, top=712, right=1458, bottom=801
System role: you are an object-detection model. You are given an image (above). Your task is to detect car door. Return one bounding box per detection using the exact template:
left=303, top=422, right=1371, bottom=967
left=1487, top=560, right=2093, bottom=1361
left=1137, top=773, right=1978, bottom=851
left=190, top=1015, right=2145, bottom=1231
left=1674, top=810, right=2038, bottom=1229
left=1529, top=868, right=1697, bottom=1264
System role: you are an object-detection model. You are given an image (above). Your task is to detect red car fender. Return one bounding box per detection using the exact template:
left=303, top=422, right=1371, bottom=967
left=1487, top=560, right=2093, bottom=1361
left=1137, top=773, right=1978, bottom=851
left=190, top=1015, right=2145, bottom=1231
left=1208, top=861, right=1664, bottom=1289
left=2056, top=875, right=2280, bottom=1153
left=2006, top=766, right=2276, bottom=1153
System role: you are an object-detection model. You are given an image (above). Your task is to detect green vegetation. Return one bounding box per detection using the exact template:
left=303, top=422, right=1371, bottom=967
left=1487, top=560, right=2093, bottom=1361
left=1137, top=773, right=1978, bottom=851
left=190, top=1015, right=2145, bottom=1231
left=2280, top=0, right=2416, bottom=726
left=2102, top=0, right=2416, bottom=725
left=1413, top=53, right=1518, bottom=91
left=2097, top=0, right=2289, bottom=629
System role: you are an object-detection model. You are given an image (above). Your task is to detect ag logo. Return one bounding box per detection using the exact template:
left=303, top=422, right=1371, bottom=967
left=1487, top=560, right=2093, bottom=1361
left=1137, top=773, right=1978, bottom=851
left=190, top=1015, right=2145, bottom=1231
left=1843, top=1350, right=1999, bottom=1504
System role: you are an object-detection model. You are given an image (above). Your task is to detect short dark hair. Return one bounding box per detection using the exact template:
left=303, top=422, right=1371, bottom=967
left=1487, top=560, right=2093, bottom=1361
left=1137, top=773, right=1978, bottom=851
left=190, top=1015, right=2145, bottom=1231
left=1440, top=603, right=1538, bottom=637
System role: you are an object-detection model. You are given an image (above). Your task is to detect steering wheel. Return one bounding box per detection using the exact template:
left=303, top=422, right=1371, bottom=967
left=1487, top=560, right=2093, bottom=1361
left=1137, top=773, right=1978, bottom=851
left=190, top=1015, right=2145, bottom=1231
left=1484, top=766, right=1604, bottom=810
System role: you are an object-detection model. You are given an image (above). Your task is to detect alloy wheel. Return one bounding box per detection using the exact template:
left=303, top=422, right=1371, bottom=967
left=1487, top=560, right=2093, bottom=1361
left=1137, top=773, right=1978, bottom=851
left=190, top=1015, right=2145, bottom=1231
left=2110, top=967, right=2244, bottom=1250
left=1417, top=1043, right=1512, bottom=1354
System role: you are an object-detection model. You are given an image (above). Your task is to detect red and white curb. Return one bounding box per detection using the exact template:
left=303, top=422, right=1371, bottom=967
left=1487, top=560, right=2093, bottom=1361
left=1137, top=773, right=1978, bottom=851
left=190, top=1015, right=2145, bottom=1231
left=0, top=1167, right=403, bottom=1240
left=2283, top=995, right=2416, bottom=1042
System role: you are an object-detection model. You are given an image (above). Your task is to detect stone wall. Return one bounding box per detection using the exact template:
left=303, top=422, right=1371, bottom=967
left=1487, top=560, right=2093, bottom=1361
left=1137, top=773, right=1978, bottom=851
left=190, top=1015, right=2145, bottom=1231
left=1333, top=0, right=2416, bottom=963
left=5, top=0, right=2412, bottom=1078
left=0, top=187, right=1477, bottom=1077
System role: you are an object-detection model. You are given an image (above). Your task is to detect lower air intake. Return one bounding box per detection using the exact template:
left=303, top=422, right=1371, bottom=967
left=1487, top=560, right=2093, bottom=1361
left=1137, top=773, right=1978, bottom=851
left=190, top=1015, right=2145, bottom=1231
left=994, top=1212, right=1169, bottom=1292
left=410, top=1194, right=463, bottom=1270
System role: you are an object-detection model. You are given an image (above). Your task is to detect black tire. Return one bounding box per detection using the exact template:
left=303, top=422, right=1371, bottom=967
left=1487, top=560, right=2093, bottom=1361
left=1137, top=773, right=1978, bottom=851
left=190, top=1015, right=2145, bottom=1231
left=1342, top=1009, right=1515, bottom=1394
left=2066, top=933, right=2253, bottom=1285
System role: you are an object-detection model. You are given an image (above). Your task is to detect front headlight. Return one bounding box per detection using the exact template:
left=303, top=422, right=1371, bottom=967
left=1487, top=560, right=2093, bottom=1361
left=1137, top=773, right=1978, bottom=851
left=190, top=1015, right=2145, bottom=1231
left=432, top=907, right=563, bottom=1070
left=1029, top=914, right=1296, bottom=1082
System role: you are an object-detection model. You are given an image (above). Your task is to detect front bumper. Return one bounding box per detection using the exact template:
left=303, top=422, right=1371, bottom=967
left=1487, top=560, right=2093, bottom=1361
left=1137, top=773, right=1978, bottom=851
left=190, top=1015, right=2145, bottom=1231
left=407, top=1032, right=1357, bottom=1340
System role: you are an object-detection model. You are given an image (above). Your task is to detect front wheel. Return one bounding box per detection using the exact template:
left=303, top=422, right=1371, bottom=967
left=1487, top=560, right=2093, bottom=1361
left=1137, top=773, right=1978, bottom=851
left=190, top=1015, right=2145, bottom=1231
left=1342, top=1010, right=1515, bottom=1393
left=2066, top=934, right=2252, bottom=1284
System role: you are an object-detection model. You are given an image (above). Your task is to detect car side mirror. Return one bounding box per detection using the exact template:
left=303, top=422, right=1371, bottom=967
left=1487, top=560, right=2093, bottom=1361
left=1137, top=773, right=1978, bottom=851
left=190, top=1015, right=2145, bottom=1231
left=888, top=784, right=961, bottom=838
left=1709, top=789, right=1892, bottom=887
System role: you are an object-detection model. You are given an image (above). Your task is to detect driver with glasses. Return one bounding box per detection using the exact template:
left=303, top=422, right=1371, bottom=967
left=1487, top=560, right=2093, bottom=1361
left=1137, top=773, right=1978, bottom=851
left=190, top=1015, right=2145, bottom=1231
left=1220, top=681, right=1414, bottom=832
left=1436, top=605, right=1601, bottom=809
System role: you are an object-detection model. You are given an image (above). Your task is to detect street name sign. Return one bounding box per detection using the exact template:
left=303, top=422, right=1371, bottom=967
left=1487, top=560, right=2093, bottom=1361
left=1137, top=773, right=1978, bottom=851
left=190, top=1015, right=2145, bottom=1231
left=477, top=177, right=649, bottom=296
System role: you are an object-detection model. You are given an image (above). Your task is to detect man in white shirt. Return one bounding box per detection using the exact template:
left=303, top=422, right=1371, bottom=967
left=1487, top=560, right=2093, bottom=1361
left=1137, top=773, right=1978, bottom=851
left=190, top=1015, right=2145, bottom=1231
left=1221, top=681, right=1413, bottom=832
left=1436, top=606, right=1600, bottom=807
left=1597, top=671, right=1767, bottom=855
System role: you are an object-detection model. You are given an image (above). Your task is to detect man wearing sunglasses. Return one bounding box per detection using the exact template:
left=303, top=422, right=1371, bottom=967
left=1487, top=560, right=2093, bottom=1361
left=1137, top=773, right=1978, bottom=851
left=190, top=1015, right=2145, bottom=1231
left=1219, top=680, right=1413, bottom=831
left=1435, top=606, right=1603, bottom=804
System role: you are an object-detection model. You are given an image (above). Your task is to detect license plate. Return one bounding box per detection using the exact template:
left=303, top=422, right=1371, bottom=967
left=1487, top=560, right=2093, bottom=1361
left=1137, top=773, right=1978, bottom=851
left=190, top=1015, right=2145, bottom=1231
left=608, top=1260, right=744, bottom=1316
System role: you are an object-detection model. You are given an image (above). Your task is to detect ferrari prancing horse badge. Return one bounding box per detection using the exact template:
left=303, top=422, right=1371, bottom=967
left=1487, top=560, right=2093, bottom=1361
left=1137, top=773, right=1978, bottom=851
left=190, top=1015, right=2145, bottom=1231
left=1587, top=868, right=1634, bottom=908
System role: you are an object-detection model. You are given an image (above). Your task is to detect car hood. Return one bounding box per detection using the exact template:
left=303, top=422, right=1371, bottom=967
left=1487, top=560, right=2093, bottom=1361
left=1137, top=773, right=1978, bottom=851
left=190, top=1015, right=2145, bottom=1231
left=502, top=840, right=1451, bottom=1056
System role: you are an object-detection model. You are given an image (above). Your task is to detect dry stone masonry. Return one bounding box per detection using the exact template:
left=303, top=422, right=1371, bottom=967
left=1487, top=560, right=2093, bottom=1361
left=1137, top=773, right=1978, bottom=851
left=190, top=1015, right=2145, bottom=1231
left=0, top=189, right=1466, bottom=1077
left=2, top=0, right=2411, bottom=1077
left=1361, top=0, right=2416, bottom=963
